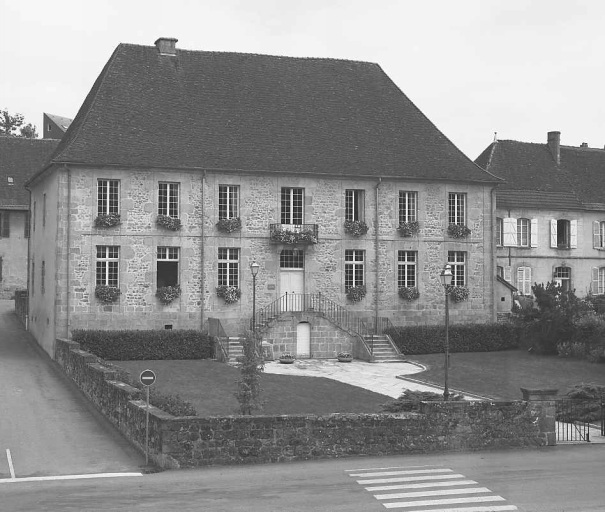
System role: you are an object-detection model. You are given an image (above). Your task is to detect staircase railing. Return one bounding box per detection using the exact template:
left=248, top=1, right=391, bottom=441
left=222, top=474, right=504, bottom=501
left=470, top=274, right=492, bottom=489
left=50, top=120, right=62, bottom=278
left=208, top=317, right=229, bottom=362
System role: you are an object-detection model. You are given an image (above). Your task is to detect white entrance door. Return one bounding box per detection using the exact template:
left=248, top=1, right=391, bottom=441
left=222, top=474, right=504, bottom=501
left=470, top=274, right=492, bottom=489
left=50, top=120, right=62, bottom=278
left=280, top=270, right=305, bottom=311
left=296, top=322, right=311, bottom=358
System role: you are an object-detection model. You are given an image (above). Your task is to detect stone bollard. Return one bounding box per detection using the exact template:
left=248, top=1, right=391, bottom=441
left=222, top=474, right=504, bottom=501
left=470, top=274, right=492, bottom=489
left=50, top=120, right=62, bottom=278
left=520, top=388, right=558, bottom=446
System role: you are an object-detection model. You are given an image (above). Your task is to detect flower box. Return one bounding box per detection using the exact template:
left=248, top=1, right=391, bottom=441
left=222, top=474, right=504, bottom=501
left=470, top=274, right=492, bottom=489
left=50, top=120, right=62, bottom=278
left=270, top=227, right=318, bottom=245
left=346, top=285, right=366, bottom=303
left=399, top=286, right=420, bottom=301
left=94, top=213, right=121, bottom=228
left=397, top=221, right=419, bottom=237
left=216, top=285, right=242, bottom=304
left=156, top=214, right=182, bottom=231
left=446, top=285, right=470, bottom=302
left=156, top=285, right=181, bottom=304
left=447, top=223, right=471, bottom=239
left=344, top=220, right=368, bottom=236
left=95, top=285, right=120, bottom=304
left=216, top=217, right=242, bottom=233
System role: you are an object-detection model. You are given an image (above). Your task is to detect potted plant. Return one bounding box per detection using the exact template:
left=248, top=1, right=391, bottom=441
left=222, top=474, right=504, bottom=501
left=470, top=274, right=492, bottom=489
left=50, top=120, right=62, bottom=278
left=216, top=285, right=242, bottom=304
left=270, top=228, right=318, bottom=245
left=346, top=285, right=366, bottom=303
left=216, top=217, right=242, bottom=233
left=279, top=353, right=296, bottom=364
left=337, top=352, right=353, bottom=362
left=156, top=214, right=182, bottom=231
left=94, top=212, right=121, bottom=228
left=397, top=220, right=419, bottom=237
left=344, top=219, right=369, bottom=236
left=446, top=285, right=470, bottom=302
left=156, top=285, right=181, bottom=304
left=447, top=223, right=471, bottom=238
left=399, top=286, right=420, bottom=301
left=95, top=285, right=120, bottom=304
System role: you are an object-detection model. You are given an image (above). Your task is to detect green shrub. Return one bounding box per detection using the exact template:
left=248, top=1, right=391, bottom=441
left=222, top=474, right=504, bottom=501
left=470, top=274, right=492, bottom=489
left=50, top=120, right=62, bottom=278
left=385, top=323, right=521, bottom=355
left=562, top=314, right=605, bottom=363
left=72, top=329, right=214, bottom=360
left=381, top=390, right=465, bottom=412
left=557, top=384, right=605, bottom=423
left=147, top=388, right=198, bottom=416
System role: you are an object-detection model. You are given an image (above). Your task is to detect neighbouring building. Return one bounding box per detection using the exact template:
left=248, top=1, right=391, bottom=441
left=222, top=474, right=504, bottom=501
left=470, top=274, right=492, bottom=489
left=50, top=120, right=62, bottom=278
left=42, top=113, right=72, bottom=140
left=0, top=136, right=59, bottom=299
left=26, top=38, right=501, bottom=358
left=476, top=131, right=605, bottom=299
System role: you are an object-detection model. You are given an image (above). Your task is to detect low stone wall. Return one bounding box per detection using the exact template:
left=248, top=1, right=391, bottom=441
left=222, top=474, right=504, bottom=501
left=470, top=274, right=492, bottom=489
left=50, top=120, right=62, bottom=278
left=54, top=338, right=556, bottom=469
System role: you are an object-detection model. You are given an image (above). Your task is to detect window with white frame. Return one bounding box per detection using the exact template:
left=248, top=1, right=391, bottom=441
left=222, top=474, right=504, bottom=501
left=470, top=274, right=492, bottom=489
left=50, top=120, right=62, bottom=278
left=593, top=267, right=605, bottom=295
left=345, top=250, right=364, bottom=289
left=448, top=193, right=465, bottom=225
left=345, top=190, right=365, bottom=222
left=218, top=248, right=239, bottom=287
left=157, top=247, right=179, bottom=288
left=98, top=179, right=120, bottom=216
left=550, top=219, right=576, bottom=249
left=517, top=218, right=531, bottom=247
left=281, top=187, right=303, bottom=225
left=517, top=266, right=532, bottom=295
left=502, top=217, right=538, bottom=247
left=553, top=266, right=571, bottom=291
left=495, top=217, right=503, bottom=247
left=0, top=211, right=9, bottom=238
left=398, top=192, right=417, bottom=224
left=593, top=221, right=605, bottom=249
left=219, top=185, right=239, bottom=219
left=447, top=251, right=466, bottom=286
left=280, top=249, right=304, bottom=269
left=158, top=182, right=179, bottom=218
left=397, top=251, right=417, bottom=288
left=96, top=246, right=119, bottom=287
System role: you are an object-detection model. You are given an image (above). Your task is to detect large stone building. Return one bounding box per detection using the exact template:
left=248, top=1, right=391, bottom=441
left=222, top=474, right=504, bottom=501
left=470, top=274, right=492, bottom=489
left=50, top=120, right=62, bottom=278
left=476, top=131, right=605, bottom=298
left=26, top=38, right=501, bottom=358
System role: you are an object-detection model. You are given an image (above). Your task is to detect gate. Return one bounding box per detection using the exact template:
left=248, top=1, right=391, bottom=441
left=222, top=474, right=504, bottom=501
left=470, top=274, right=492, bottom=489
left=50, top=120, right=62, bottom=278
left=555, top=399, right=603, bottom=443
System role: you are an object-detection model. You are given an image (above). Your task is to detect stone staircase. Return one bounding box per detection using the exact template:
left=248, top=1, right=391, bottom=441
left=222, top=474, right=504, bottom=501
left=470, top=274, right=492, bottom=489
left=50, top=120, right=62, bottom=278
left=364, top=335, right=404, bottom=362
left=227, top=336, right=244, bottom=363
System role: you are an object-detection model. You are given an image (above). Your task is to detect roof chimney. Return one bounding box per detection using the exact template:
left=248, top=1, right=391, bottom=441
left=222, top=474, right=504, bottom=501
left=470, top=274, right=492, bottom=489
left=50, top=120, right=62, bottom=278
left=547, top=131, right=560, bottom=165
left=154, top=37, right=178, bottom=56
left=580, top=142, right=588, bottom=148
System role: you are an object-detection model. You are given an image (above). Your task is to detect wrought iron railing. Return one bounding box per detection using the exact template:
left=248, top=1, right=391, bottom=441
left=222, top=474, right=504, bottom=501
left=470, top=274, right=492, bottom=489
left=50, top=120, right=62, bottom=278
left=269, top=224, right=319, bottom=245
left=208, top=317, right=229, bottom=362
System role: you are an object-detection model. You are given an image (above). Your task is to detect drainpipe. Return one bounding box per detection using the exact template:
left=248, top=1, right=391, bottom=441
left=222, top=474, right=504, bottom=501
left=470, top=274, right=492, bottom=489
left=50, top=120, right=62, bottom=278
left=64, top=165, right=71, bottom=345
left=375, top=177, right=382, bottom=336
left=201, top=171, right=206, bottom=331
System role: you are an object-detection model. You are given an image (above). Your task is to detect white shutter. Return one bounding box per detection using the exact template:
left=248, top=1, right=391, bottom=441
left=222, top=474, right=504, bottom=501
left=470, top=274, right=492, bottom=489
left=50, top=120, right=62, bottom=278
left=503, top=217, right=517, bottom=246
left=526, top=267, right=532, bottom=295
left=504, top=266, right=512, bottom=282
left=592, top=267, right=600, bottom=294
left=550, top=219, right=558, bottom=248
left=593, top=221, right=601, bottom=249
left=570, top=220, right=578, bottom=248
left=530, top=219, right=538, bottom=247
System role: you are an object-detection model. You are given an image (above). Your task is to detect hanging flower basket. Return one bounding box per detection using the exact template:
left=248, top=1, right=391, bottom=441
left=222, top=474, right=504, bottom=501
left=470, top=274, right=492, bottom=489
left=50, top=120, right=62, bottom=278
left=397, top=221, right=419, bottom=237
left=216, top=217, right=242, bottom=233
left=156, top=214, right=182, bottom=231
left=95, top=285, right=121, bottom=304
left=337, top=352, right=353, bottom=362
left=156, top=285, right=181, bottom=304
left=447, top=223, right=471, bottom=238
left=446, top=285, right=470, bottom=302
left=279, top=353, right=296, bottom=364
left=216, top=285, right=242, bottom=304
left=344, top=220, right=368, bottom=236
left=399, top=286, right=420, bottom=301
left=346, top=285, right=366, bottom=303
left=94, top=213, right=121, bottom=228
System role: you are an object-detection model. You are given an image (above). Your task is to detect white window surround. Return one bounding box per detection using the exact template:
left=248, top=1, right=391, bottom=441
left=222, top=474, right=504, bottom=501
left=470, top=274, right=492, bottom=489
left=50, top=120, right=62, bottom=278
left=517, top=266, right=532, bottom=295
left=593, top=221, right=605, bottom=249
left=592, top=267, right=605, bottom=295
left=550, top=219, right=577, bottom=249
left=502, top=217, right=538, bottom=247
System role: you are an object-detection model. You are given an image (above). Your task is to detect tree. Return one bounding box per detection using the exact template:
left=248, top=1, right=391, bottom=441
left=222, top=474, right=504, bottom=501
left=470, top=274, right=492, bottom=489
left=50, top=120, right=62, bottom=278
left=19, top=123, right=38, bottom=138
left=0, top=109, right=37, bottom=138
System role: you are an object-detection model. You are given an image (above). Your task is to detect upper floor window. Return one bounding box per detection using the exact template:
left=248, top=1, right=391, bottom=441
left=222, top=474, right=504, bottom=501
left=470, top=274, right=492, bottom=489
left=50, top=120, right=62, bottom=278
left=517, top=266, right=532, bottom=295
left=280, top=249, right=304, bottom=269
left=397, top=251, right=417, bottom=288
left=96, top=246, right=119, bottom=287
left=593, top=221, right=605, bottom=249
left=495, top=218, right=503, bottom=247
left=345, top=190, right=365, bottom=222
left=592, top=267, right=605, bottom=295
left=281, top=187, right=303, bottom=225
left=345, top=249, right=364, bottom=289
left=550, top=219, right=577, bottom=249
left=447, top=251, right=466, bottom=286
left=0, top=211, right=9, bottom=238
left=553, top=266, right=571, bottom=291
left=448, top=193, right=465, bottom=225
left=219, top=185, right=239, bottom=219
left=157, top=247, right=179, bottom=288
left=218, top=248, right=239, bottom=287
left=517, top=218, right=531, bottom=247
left=158, top=182, right=179, bottom=218
left=503, top=217, right=537, bottom=247
left=98, top=179, right=120, bottom=216
left=398, top=192, right=417, bottom=224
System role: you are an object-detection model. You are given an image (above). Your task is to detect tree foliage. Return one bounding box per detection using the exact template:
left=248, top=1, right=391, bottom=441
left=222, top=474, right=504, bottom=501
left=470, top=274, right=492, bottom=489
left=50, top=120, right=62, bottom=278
left=0, top=108, right=37, bottom=137
left=234, top=331, right=265, bottom=415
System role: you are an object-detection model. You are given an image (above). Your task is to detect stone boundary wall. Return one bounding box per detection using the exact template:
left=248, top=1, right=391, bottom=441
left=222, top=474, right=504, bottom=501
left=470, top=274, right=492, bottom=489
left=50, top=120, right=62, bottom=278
left=55, top=338, right=556, bottom=469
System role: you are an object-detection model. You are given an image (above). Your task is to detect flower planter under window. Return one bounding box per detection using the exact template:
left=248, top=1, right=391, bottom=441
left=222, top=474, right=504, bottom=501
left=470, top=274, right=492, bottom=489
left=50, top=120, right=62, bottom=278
left=156, top=214, right=182, bottom=231
left=216, top=285, right=242, bottom=304
left=95, top=285, right=120, bottom=304
left=94, top=213, right=121, bottom=228
left=399, top=286, right=420, bottom=301
left=447, top=223, right=471, bottom=239
left=269, top=225, right=318, bottom=245
left=216, top=217, right=242, bottom=233
left=344, top=220, right=368, bottom=237
left=446, top=285, right=470, bottom=302
left=397, top=221, right=419, bottom=237
left=156, top=285, right=181, bottom=305
left=346, top=285, right=366, bottom=303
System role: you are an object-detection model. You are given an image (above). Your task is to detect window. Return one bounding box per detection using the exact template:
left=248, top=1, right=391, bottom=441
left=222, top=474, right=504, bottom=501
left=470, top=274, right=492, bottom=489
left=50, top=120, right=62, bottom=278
left=43, top=193, right=46, bottom=227
left=551, top=219, right=577, bottom=249
left=7, top=177, right=14, bottom=185
left=96, top=246, right=119, bottom=287
left=517, top=218, right=531, bottom=247
left=33, top=201, right=36, bottom=233
left=24, top=212, right=30, bottom=239
left=399, top=192, right=417, bottom=224
left=0, top=257, right=2, bottom=281
left=495, top=218, right=503, bottom=247
left=447, top=251, right=466, bottom=286
left=345, top=190, right=364, bottom=222
left=496, top=266, right=504, bottom=278
left=280, top=249, right=304, bottom=269
left=219, top=185, right=239, bottom=219
left=397, top=251, right=417, bottom=288
left=345, top=250, right=364, bottom=289
left=157, top=247, right=179, bottom=288
left=553, top=266, right=571, bottom=291
left=218, top=248, right=239, bottom=287
left=158, top=182, right=179, bottom=218
left=0, top=211, right=9, bottom=238
left=41, top=261, right=45, bottom=295
left=448, top=193, right=465, bottom=225
left=593, top=267, right=605, bottom=295
left=281, top=187, right=303, bottom=225
left=98, top=179, right=120, bottom=216
left=593, top=221, right=605, bottom=249
left=517, top=266, right=532, bottom=295
left=503, top=217, right=537, bottom=247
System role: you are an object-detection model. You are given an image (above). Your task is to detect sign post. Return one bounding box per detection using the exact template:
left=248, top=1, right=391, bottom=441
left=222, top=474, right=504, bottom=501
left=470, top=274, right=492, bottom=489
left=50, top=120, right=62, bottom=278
left=139, top=369, right=156, bottom=465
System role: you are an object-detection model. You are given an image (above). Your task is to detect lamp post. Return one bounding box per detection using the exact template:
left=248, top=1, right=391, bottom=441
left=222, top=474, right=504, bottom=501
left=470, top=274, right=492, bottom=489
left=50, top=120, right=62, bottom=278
left=250, top=262, right=260, bottom=334
left=439, top=264, right=453, bottom=401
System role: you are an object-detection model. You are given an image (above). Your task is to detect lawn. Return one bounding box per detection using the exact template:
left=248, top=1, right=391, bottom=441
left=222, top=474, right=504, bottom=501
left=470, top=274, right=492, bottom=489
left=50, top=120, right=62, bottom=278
left=407, top=349, right=605, bottom=400
left=111, top=359, right=391, bottom=417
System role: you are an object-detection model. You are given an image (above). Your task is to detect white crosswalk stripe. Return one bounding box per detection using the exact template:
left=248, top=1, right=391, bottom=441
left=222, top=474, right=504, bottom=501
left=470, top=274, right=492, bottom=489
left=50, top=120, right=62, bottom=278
left=345, top=465, right=518, bottom=511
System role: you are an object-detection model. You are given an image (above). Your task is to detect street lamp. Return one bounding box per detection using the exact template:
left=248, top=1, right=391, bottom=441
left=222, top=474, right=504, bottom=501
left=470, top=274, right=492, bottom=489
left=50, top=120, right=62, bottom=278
left=439, top=264, right=453, bottom=401
left=250, top=262, right=260, bottom=334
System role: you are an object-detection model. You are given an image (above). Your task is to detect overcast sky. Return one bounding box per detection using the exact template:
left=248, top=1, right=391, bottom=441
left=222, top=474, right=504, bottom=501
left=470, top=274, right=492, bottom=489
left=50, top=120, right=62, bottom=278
left=2, top=0, right=604, bottom=160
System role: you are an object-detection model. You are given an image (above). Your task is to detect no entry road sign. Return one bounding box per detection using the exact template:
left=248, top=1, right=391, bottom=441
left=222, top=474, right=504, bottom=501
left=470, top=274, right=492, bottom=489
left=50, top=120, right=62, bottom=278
left=139, top=369, right=156, bottom=387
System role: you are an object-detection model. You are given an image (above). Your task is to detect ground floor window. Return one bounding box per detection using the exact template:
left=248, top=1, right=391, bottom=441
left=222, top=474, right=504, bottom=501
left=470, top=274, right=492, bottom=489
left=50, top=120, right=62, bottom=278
left=157, top=247, right=179, bottom=287
left=218, top=248, right=239, bottom=287
left=345, top=250, right=364, bottom=289
left=447, top=251, right=466, bottom=286
left=517, top=266, right=532, bottom=295
left=280, top=249, right=304, bottom=269
left=598, top=268, right=605, bottom=295
left=397, top=251, right=416, bottom=288
left=96, top=246, right=119, bottom=286
left=554, top=266, right=571, bottom=291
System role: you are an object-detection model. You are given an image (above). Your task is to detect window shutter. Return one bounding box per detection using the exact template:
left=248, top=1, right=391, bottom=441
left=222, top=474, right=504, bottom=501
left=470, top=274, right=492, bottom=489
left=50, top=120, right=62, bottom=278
left=570, top=220, right=578, bottom=248
left=591, top=267, right=599, bottom=294
left=526, top=267, right=532, bottom=294
left=503, top=266, right=512, bottom=282
left=530, top=219, right=538, bottom=247
left=550, top=219, right=557, bottom=248
left=1, top=212, right=9, bottom=238
left=594, top=221, right=601, bottom=249
left=503, top=217, right=516, bottom=246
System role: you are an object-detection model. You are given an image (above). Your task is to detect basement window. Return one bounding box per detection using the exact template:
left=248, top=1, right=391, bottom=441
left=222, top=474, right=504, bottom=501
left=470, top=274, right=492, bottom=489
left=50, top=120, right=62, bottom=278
left=157, top=247, right=179, bottom=287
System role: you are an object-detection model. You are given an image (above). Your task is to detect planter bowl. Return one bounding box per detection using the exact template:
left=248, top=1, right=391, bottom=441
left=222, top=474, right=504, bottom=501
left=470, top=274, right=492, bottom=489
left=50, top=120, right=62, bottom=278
left=279, top=358, right=295, bottom=364
left=337, top=356, right=353, bottom=363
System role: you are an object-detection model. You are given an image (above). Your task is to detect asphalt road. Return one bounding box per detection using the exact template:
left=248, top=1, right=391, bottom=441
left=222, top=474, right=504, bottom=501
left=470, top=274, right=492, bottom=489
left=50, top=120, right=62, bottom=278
left=0, top=301, right=144, bottom=480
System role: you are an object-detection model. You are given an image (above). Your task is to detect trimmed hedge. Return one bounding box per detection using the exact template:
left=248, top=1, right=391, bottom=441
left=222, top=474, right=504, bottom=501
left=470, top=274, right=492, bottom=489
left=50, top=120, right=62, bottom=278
left=385, top=323, right=521, bottom=355
left=71, top=329, right=214, bottom=360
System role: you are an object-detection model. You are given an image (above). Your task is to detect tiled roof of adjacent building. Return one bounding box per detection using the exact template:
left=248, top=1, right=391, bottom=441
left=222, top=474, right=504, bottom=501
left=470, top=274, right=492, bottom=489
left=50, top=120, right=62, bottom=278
left=475, top=137, right=603, bottom=210
left=41, top=40, right=499, bottom=184
left=0, top=137, right=60, bottom=208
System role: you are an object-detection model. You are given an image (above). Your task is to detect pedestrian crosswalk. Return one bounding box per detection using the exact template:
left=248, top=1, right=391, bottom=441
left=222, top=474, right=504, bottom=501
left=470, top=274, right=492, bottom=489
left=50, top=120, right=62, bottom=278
left=345, top=465, right=518, bottom=511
